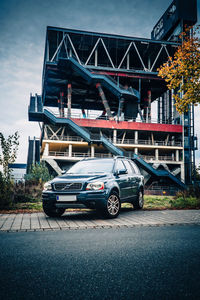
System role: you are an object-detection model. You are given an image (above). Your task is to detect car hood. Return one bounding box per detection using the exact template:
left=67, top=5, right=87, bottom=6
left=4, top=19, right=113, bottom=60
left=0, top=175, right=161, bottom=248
left=51, top=173, right=111, bottom=183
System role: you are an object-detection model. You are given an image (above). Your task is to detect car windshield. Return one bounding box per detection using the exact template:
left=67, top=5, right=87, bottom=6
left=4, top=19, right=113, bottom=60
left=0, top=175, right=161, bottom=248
left=66, top=159, right=114, bottom=174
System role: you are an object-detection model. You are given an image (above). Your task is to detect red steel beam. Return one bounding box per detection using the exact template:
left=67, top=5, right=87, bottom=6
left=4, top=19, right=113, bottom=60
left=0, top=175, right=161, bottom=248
left=71, top=118, right=183, bottom=133
left=91, top=71, right=163, bottom=80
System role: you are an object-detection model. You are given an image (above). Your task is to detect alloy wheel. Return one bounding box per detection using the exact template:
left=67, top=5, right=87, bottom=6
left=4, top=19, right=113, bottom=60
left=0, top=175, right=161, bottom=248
left=107, top=194, right=120, bottom=216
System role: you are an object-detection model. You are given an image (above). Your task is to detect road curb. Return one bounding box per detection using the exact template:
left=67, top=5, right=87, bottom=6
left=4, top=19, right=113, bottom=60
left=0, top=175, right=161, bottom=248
left=0, top=222, right=199, bottom=233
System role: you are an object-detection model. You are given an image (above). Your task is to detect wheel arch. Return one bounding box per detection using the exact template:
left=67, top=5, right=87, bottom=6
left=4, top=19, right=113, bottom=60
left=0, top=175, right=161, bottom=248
left=110, top=187, right=120, bottom=196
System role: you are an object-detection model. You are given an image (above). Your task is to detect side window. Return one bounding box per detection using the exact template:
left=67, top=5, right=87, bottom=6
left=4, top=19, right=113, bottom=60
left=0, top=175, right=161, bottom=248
left=115, top=160, right=126, bottom=172
left=129, top=160, right=140, bottom=174
left=123, top=160, right=133, bottom=175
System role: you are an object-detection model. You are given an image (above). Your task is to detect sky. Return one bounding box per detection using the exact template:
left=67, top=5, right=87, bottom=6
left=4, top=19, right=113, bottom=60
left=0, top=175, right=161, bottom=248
left=0, top=0, right=200, bottom=164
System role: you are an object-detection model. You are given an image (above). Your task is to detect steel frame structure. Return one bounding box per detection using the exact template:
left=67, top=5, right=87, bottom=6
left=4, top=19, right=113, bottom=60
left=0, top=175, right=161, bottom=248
left=47, top=30, right=172, bottom=73
left=44, top=26, right=178, bottom=74
left=42, top=27, right=179, bottom=123
left=28, top=26, right=187, bottom=189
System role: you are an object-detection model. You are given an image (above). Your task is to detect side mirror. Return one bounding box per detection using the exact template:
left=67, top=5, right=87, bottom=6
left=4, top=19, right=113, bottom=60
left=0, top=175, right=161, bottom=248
left=117, top=169, right=127, bottom=175
left=61, top=170, right=66, bottom=175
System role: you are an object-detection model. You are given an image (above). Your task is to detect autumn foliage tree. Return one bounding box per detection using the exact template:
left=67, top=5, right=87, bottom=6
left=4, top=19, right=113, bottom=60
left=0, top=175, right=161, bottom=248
left=158, top=26, right=200, bottom=113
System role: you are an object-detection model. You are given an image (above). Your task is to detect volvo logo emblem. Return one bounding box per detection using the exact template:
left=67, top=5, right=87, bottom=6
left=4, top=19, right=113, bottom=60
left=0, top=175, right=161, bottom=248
left=63, top=183, right=73, bottom=190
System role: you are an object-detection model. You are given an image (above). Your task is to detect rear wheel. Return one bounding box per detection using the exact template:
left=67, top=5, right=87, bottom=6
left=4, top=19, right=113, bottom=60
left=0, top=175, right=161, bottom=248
left=134, top=189, right=144, bottom=210
left=102, top=191, right=121, bottom=218
left=43, top=203, right=65, bottom=217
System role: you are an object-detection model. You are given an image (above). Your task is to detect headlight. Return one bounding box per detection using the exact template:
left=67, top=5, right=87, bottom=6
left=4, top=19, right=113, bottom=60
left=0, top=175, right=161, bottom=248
left=86, top=181, right=104, bottom=190
left=43, top=181, right=52, bottom=191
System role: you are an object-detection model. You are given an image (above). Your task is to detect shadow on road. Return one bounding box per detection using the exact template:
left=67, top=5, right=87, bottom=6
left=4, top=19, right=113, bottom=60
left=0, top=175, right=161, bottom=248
left=59, top=207, right=134, bottom=221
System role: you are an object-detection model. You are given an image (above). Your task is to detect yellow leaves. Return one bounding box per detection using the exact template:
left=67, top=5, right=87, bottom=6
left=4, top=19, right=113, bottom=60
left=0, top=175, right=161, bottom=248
left=157, top=25, right=200, bottom=114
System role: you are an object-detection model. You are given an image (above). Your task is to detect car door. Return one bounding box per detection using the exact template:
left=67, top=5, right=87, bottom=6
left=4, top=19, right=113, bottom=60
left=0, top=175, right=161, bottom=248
left=129, top=160, right=141, bottom=196
left=123, top=159, right=137, bottom=199
left=114, top=159, right=129, bottom=200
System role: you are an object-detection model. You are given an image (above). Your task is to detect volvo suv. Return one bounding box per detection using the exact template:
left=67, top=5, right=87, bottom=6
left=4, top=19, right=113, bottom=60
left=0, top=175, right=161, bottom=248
left=42, top=157, right=144, bottom=218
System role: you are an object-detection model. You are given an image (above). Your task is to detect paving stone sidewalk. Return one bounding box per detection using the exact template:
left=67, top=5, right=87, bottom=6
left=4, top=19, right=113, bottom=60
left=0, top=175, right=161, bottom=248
left=0, top=209, right=200, bottom=232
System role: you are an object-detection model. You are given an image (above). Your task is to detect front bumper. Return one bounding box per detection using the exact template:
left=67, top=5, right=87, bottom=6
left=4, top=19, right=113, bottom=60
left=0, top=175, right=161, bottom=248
left=42, top=189, right=109, bottom=210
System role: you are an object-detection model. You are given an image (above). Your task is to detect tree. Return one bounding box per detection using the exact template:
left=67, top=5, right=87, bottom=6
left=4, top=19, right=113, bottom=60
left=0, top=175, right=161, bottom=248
left=0, top=132, right=19, bottom=208
left=158, top=26, right=200, bottom=113
left=25, top=162, right=53, bottom=183
left=0, top=132, right=19, bottom=180
left=193, top=164, right=200, bottom=181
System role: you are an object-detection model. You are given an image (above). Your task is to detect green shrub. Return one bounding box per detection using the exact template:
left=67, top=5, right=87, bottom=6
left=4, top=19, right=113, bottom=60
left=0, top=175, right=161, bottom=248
left=25, top=162, right=53, bottom=183
left=170, top=196, right=200, bottom=209
left=14, top=181, right=43, bottom=203
left=0, top=131, right=19, bottom=209
left=175, top=186, right=200, bottom=200
left=0, top=171, right=14, bottom=209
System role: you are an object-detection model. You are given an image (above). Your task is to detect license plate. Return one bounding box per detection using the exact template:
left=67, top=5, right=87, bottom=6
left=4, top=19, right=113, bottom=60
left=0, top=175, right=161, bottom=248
left=56, top=195, right=77, bottom=202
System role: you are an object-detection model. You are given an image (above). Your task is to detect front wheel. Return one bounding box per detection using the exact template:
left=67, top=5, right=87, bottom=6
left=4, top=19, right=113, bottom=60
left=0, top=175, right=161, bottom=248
left=102, top=191, right=121, bottom=218
left=134, top=189, right=144, bottom=210
left=43, top=203, right=65, bottom=217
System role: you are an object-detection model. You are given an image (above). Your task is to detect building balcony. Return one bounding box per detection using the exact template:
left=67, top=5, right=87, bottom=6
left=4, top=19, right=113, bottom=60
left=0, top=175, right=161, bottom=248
left=43, top=135, right=182, bottom=148
left=114, top=139, right=182, bottom=147
left=140, top=155, right=182, bottom=163
left=44, top=135, right=84, bottom=142
left=44, top=151, right=182, bottom=163
left=48, top=151, right=112, bottom=159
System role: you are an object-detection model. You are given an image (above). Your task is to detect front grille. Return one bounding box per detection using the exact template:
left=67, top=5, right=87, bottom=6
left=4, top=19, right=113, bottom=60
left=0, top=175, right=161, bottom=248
left=54, top=182, right=83, bottom=191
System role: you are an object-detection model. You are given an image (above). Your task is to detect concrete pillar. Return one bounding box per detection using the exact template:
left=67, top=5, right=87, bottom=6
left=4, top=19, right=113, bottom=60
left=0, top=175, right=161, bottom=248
left=181, top=163, right=185, bottom=183
left=134, top=148, right=138, bottom=155
left=69, top=144, right=72, bottom=157
left=43, top=143, right=49, bottom=156
left=113, top=130, right=117, bottom=144
left=172, top=136, right=175, bottom=146
left=67, top=84, right=72, bottom=118
left=134, top=131, right=138, bottom=144
left=176, top=150, right=179, bottom=162
left=155, top=148, right=159, bottom=161
left=91, top=145, right=95, bottom=157
left=95, top=49, right=98, bottom=67
left=127, top=53, right=130, bottom=70
left=151, top=133, right=154, bottom=145
left=96, top=83, right=113, bottom=120
left=147, top=90, right=151, bottom=122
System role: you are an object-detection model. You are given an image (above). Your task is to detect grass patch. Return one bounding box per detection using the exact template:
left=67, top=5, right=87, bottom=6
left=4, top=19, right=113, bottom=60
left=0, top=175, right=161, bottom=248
left=170, top=196, right=200, bottom=209
left=144, top=195, right=172, bottom=210
left=121, top=195, right=172, bottom=210
left=1, top=195, right=199, bottom=213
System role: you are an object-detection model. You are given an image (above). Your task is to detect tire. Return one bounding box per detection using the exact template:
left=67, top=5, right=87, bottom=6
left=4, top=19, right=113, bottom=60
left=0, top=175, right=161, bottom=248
left=43, top=203, right=65, bottom=217
left=134, top=189, right=144, bottom=210
left=102, top=191, right=121, bottom=219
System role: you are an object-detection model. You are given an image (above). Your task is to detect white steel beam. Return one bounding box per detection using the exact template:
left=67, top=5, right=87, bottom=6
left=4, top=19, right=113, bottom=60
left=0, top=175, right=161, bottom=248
left=85, top=38, right=101, bottom=65
left=132, top=42, right=147, bottom=71
left=118, top=42, right=133, bottom=69
left=150, top=45, right=164, bottom=72
left=67, top=34, right=81, bottom=64
left=100, top=39, right=115, bottom=68
left=164, top=45, right=170, bottom=58
left=50, top=34, right=66, bottom=62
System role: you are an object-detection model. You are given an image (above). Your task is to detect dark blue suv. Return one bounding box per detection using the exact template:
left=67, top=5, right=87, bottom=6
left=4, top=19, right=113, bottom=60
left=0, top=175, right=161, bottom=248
left=42, top=157, right=144, bottom=218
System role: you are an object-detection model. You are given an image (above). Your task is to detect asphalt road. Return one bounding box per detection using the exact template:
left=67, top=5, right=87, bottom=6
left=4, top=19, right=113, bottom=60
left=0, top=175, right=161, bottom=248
left=1, top=226, right=200, bottom=300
